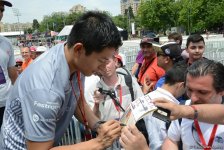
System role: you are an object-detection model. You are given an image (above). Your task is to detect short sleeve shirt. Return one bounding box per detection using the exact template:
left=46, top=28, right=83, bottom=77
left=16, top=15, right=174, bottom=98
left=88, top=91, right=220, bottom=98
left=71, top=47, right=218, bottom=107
left=168, top=100, right=224, bottom=150
left=136, top=50, right=144, bottom=64
left=0, top=35, right=15, bottom=107
left=0, top=43, right=83, bottom=149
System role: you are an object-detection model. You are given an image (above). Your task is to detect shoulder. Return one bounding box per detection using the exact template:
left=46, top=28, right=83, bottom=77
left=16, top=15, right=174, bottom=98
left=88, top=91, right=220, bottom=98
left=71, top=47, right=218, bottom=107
left=0, top=35, right=11, bottom=44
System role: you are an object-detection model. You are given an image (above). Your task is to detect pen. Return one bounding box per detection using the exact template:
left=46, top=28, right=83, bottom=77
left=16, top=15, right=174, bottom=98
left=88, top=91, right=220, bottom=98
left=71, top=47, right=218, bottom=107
left=99, top=121, right=126, bottom=126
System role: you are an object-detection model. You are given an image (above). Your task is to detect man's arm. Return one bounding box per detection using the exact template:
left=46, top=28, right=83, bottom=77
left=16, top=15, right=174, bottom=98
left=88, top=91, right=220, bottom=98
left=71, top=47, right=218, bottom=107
left=154, top=98, right=224, bottom=124
left=92, top=103, right=101, bottom=118
left=27, top=120, right=121, bottom=150
left=74, top=96, right=100, bottom=129
left=131, top=63, right=139, bottom=75
left=27, top=138, right=104, bottom=150
left=162, top=138, right=178, bottom=150
left=8, top=66, right=18, bottom=84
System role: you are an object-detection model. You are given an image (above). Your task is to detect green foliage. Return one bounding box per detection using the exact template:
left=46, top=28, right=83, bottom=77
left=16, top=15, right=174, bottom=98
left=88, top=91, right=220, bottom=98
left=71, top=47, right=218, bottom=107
left=39, top=12, right=82, bottom=32
left=32, top=19, right=40, bottom=30
left=24, top=28, right=33, bottom=34
left=36, top=1, right=224, bottom=35
left=138, top=0, right=224, bottom=34
left=138, top=0, right=177, bottom=33
left=112, top=15, right=128, bottom=30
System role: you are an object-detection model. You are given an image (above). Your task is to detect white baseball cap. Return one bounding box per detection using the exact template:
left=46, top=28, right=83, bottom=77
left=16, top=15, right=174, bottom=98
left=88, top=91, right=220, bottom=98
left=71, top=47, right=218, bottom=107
left=36, top=46, right=47, bottom=52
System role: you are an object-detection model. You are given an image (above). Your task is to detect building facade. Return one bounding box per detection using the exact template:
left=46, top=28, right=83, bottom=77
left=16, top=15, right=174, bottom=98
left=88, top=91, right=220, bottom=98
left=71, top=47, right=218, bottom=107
left=0, top=22, right=32, bottom=32
left=69, top=4, right=86, bottom=14
left=120, top=0, right=142, bottom=16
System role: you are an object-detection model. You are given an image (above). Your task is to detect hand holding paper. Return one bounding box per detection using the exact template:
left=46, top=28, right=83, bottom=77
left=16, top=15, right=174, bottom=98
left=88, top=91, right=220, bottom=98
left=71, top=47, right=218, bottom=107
left=120, top=95, right=171, bottom=125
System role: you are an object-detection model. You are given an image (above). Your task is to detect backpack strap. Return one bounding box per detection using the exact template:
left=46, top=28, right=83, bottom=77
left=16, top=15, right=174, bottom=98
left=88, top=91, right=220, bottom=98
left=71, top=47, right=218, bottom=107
left=117, top=67, right=135, bottom=101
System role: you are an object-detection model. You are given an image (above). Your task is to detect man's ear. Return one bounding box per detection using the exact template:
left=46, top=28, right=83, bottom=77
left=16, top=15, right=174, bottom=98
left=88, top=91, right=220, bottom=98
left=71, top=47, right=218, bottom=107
left=164, top=56, right=171, bottom=64
left=114, top=58, right=119, bottom=68
left=73, top=43, right=85, bottom=56
left=178, top=82, right=185, bottom=89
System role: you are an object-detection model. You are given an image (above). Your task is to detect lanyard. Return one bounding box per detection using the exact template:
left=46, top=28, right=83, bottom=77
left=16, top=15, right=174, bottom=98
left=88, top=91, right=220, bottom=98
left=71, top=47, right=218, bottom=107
left=70, top=72, right=87, bottom=126
left=71, top=72, right=92, bottom=141
left=112, top=85, right=123, bottom=113
left=194, top=119, right=218, bottom=150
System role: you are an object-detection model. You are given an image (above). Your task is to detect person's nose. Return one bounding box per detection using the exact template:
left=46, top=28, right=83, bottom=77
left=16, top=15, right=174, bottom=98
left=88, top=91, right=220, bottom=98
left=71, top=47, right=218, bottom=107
left=189, top=92, right=199, bottom=103
left=195, top=47, right=200, bottom=52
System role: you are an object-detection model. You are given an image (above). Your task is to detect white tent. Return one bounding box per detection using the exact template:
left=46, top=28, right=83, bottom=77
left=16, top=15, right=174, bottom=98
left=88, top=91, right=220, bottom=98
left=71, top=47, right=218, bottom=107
left=57, top=25, right=73, bottom=36
left=57, top=25, right=123, bottom=36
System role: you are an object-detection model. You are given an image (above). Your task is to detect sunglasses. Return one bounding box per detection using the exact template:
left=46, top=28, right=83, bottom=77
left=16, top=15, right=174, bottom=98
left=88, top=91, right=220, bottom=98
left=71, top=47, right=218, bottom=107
left=192, top=123, right=212, bottom=149
left=157, top=52, right=166, bottom=57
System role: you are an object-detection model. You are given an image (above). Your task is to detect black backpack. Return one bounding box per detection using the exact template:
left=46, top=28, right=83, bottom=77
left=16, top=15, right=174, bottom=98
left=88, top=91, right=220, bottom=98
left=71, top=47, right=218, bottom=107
left=117, top=67, right=149, bottom=145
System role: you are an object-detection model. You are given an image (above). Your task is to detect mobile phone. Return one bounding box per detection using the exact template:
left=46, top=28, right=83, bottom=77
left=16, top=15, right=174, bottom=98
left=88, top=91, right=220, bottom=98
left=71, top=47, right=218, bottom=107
left=152, top=107, right=171, bottom=123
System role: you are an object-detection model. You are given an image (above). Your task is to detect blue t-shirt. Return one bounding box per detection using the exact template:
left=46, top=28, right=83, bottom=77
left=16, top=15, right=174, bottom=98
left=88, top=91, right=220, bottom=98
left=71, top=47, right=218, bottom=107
left=155, top=74, right=185, bottom=102
left=0, top=43, right=84, bottom=149
left=154, top=75, right=165, bottom=90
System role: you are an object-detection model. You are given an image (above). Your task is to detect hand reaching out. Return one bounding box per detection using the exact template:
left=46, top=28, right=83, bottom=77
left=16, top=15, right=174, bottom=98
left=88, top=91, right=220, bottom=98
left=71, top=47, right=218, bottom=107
left=142, top=75, right=154, bottom=94
left=96, top=120, right=122, bottom=149
left=119, top=125, right=149, bottom=150
left=93, top=89, right=105, bottom=104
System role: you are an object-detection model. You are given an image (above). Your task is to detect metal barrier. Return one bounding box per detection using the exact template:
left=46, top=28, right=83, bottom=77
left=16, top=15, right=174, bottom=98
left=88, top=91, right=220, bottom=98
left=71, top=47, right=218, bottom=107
left=203, top=48, right=224, bottom=64
left=59, top=39, right=224, bottom=146
left=119, top=45, right=139, bottom=71
left=58, top=116, right=82, bottom=145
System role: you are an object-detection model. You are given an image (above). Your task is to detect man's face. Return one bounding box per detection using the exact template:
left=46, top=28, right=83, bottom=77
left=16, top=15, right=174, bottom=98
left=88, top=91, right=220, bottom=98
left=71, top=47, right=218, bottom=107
left=0, top=4, right=4, bottom=21
left=21, top=47, right=31, bottom=61
left=186, top=74, right=222, bottom=104
left=141, top=43, right=155, bottom=58
left=99, top=57, right=117, bottom=78
left=76, top=47, right=115, bottom=76
left=30, top=51, right=37, bottom=60
left=157, top=52, right=168, bottom=69
left=186, top=41, right=205, bottom=61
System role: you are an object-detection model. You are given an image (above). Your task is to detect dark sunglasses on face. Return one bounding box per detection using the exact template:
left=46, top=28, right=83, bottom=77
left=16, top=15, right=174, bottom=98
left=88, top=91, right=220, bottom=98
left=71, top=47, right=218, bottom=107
left=140, top=44, right=152, bottom=49
left=157, top=52, right=166, bottom=57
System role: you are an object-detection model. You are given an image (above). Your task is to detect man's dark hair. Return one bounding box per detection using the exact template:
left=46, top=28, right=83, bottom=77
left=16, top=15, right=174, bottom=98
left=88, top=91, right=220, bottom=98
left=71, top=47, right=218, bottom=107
left=165, top=62, right=187, bottom=85
left=168, top=32, right=183, bottom=46
left=186, top=34, right=205, bottom=48
left=187, top=59, right=224, bottom=92
left=67, top=11, right=122, bottom=56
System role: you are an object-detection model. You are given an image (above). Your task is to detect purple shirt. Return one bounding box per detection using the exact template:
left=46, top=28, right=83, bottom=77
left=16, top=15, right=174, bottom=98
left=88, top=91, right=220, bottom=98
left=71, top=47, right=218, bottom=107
left=136, top=50, right=144, bottom=64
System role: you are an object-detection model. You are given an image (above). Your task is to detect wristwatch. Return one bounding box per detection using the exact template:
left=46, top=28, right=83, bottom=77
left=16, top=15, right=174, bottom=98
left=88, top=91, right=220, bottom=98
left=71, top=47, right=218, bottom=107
left=92, top=120, right=105, bottom=132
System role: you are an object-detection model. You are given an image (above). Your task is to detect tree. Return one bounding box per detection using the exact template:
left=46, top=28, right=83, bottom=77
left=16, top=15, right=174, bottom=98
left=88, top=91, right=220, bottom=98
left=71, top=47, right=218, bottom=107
left=138, top=0, right=177, bottom=33
left=32, top=19, right=40, bottom=31
left=125, top=6, right=135, bottom=19
left=24, top=28, right=33, bottom=34
left=112, top=15, right=128, bottom=30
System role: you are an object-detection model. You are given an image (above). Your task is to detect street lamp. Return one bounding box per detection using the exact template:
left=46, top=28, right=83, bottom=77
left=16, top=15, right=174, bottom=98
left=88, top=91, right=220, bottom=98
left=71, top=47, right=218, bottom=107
left=12, top=8, right=21, bottom=38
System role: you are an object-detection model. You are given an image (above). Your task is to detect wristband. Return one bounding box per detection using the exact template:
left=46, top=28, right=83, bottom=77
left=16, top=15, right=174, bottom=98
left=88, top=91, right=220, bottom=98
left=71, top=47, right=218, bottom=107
left=190, top=105, right=198, bottom=120
left=92, top=120, right=105, bottom=132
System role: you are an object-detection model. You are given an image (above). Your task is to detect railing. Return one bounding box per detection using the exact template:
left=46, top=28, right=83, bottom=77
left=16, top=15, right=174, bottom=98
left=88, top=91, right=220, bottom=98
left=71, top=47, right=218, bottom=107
left=203, top=48, right=224, bottom=64
left=58, top=116, right=82, bottom=145
left=59, top=39, right=224, bottom=146
left=119, top=45, right=139, bottom=71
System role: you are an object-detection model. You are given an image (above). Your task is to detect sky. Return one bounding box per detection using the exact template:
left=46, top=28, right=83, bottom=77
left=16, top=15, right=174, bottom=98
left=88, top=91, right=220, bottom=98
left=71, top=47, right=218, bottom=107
left=2, top=0, right=121, bottom=23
